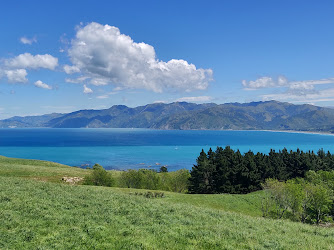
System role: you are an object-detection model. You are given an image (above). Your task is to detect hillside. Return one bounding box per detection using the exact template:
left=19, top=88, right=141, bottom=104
left=1, top=100, right=334, bottom=133
left=1, top=157, right=334, bottom=249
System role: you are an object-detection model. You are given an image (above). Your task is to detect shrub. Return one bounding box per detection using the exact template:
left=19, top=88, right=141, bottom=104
left=84, top=164, right=114, bottom=187
left=161, top=169, right=190, bottom=193
left=119, top=169, right=161, bottom=190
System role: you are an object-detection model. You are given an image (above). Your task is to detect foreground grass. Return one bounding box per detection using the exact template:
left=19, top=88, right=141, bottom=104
left=1, top=177, right=334, bottom=249
left=115, top=187, right=264, bottom=217
left=1, top=156, right=334, bottom=248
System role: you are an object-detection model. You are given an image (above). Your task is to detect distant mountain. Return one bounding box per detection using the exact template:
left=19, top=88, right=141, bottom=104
left=45, top=102, right=217, bottom=128
left=1, top=101, right=334, bottom=133
left=0, top=113, right=63, bottom=128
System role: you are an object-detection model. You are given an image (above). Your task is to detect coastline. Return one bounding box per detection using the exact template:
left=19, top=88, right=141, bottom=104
left=250, top=129, right=334, bottom=136
left=1, top=127, right=334, bottom=137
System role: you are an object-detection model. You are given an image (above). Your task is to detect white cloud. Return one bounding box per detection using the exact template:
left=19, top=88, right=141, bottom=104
left=153, top=100, right=168, bottom=104
left=96, top=95, right=109, bottom=99
left=5, top=69, right=28, bottom=83
left=65, top=22, right=213, bottom=92
left=262, top=88, right=334, bottom=103
left=34, top=80, right=52, bottom=89
left=83, top=84, right=93, bottom=94
left=242, top=76, right=287, bottom=89
left=63, top=65, right=80, bottom=74
left=20, top=36, right=37, bottom=45
left=243, top=75, right=334, bottom=104
left=113, top=86, right=123, bottom=91
left=89, top=78, right=108, bottom=86
left=288, top=78, right=334, bottom=90
left=65, top=76, right=89, bottom=83
left=176, top=96, right=213, bottom=103
left=96, top=91, right=118, bottom=99
left=242, top=75, right=334, bottom=91
left=5, top=53, right=58, bottom=70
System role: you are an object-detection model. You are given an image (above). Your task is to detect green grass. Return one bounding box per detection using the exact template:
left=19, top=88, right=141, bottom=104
left=1, top=177, right=334, bottom=249
left=0, top=155, right=88, bottom=182
left=114, top=187, right=264, bottom=217
left=1, top=156, right=334, bottom=249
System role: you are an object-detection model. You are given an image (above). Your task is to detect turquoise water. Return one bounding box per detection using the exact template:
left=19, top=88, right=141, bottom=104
left=0, top=128, right=334, bottom=171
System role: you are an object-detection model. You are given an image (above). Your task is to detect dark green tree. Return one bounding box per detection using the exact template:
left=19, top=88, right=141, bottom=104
left=189, top=149, right=216, bottom=193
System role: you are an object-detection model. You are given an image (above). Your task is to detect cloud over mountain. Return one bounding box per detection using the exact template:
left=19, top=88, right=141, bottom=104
left=64, top=22, right=213, bottom=93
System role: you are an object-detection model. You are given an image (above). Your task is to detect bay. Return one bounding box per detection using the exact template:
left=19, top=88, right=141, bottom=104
left=0, top=128, right=334, bottom=171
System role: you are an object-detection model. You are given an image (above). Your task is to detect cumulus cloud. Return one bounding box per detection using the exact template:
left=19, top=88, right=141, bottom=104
left=242, top=76, right=287, bottom=89
left=83, top=84, right=93, bottom=94
left=0, top=53, right=58, bottom=84
left=34, top=80, right=52, bottom=89
left=20, top=36, right=37, bottom=45
left=242, top=75, right=334, bottom=91
left=65, top=22, right=213, bottom=92
left=5, top=53, right=58, bottom=70
left=243, top=75, right=334, bottom=104
left=176, top=96, right=213, bottom=103
left=5, top=69, right=28, bottom=83
left=63, top=65, right=80, bottom=74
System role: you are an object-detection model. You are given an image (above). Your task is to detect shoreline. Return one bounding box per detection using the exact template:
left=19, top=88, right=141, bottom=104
left=1, top=127, right=334, bottom=136
left=244, top=129, right=334, bottom=136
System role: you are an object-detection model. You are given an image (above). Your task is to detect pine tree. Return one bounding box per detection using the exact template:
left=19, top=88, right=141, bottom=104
left=189, top=149, right=216, bottom=193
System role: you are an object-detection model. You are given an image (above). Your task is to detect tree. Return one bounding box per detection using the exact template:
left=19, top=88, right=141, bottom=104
left=84, top=163, right=114, bottom=187
left=263, top=178, right=289, bottom=219
left=168, top=169, right=191, bottom=193
left=306, top=184, right=332, bottom=224
left=159, top=166, right=168, bottom=173
left=189, top=149, right=216, bottom=193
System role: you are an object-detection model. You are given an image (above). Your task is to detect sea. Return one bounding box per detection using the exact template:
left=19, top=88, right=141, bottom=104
left=0, top=128, right=334, bottom=171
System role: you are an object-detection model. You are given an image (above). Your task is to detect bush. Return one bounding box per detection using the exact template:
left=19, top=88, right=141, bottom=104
left=262, top=174, right=333, bottom=224
left=84, top=164, right=114, bottom=187
left=160, top=169, right=190, bottom=193
left=119, top=169, right=161, bottom=190
left=118, top=168, right=190, bottom=193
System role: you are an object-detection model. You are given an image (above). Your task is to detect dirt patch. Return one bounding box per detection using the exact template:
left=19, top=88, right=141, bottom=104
left=62, top=176, right=83, bottom=184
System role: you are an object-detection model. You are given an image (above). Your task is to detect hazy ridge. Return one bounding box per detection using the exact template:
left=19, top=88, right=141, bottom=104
left=1, top=100, right=334, bottom=133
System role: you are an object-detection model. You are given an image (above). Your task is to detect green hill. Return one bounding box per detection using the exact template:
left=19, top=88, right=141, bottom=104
left=1, top=157, right=334, bottom=249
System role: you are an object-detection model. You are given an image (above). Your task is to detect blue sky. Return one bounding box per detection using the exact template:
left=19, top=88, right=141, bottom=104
left=1, top=0, right=334, bottom=118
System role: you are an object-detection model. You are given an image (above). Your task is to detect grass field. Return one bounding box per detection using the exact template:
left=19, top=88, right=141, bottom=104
left=1, top=156, right=334, bottom=249
left=0, top=156, right=88, bottom=182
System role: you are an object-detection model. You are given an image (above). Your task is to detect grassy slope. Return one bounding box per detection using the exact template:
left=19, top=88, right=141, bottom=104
left=1, top=156, right=334, bottom=249
left=0, top=155, right=88, bottom=182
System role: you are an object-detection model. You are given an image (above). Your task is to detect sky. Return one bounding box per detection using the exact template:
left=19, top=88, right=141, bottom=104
left=1, top=0, right=334, bottom=119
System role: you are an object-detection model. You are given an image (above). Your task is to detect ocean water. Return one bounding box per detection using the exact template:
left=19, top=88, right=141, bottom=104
left=0, top=128, right=334, bottom=171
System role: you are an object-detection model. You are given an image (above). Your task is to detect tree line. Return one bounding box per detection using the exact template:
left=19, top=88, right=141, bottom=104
left=84, top=164, right=190, bottom=193
left=262, top=171, right=334, bottom=224
left=189, top=146, right=334, bottom=194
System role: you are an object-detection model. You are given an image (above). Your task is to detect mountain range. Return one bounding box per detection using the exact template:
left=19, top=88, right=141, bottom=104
left=1, top=100, right=334, bottom=133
